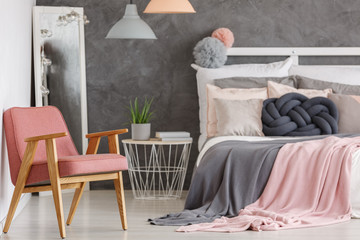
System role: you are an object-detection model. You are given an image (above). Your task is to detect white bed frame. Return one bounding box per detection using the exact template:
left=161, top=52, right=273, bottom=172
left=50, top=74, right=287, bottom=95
left=227, top=47, right=360, bottom=65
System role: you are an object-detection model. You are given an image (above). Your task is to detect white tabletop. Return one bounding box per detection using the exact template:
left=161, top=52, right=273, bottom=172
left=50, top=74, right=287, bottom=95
left=122, top=138, right=192, bottom=145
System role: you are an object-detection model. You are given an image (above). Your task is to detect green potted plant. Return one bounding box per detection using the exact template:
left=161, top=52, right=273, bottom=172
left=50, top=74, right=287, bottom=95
left=128, top=97, right=154, bottom=140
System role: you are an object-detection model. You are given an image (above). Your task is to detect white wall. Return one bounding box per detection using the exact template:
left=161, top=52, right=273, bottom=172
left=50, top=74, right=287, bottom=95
left=0, top=0, right=35, bottom=233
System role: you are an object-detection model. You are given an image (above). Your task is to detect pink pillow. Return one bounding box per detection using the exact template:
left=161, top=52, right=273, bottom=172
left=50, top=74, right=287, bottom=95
left=268, top=81, right=332, bottom=98
left=214, top=98, right=264, bottom=137
left=206, top=84, right=268, bottom=137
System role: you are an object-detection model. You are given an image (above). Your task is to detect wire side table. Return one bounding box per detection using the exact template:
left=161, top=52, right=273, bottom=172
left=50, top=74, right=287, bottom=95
left=122, top=139, right=192, bottom=200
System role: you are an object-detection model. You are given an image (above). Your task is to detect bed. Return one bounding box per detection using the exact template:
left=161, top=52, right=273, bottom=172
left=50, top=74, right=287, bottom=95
left=150, top=47, right=360, bottom=232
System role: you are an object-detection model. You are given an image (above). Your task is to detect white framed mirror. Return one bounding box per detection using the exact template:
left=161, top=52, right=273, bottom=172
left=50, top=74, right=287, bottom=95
left=33, top=6, right=88, bottom=154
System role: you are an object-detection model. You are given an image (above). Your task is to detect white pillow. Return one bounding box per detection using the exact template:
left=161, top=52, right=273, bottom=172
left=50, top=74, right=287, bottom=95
left=289, top=65, right=360, bottom=85
left=193, top=58, right=293, bottom=150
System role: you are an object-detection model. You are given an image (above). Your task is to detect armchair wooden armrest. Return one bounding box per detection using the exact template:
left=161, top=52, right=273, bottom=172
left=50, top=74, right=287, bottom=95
left=85, top=129, right=128, bottom=139
left=85, top=129, right=128, bottom=155
left=22, top=132, right=67, bottom=178
left=24, top=132, right=67, bottom=142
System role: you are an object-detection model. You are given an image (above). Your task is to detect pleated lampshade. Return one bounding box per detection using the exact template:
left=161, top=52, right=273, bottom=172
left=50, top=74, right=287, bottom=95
left=106, top=4, right=157, bottom=39
left=144, top=0, right=196, bottom=14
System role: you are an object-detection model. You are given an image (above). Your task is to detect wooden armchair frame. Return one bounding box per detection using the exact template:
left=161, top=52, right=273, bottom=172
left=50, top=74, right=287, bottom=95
left=3, top=128, right=128, bottom=239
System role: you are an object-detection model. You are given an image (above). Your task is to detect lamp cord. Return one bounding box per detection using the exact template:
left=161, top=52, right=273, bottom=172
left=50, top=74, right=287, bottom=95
left=130, top=0, right=133, bottom=4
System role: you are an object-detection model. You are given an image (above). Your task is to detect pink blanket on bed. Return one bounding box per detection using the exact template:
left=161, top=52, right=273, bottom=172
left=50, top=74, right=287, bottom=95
left=177, top=136, right=360, bottom=233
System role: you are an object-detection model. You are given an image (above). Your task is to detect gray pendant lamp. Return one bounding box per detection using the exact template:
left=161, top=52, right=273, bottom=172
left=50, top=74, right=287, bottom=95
left=106, top=0, right=157, bottom=39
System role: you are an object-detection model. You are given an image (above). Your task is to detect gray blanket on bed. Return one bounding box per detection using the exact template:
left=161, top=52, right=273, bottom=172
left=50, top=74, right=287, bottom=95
left=149, top=135, right=346, bottom=226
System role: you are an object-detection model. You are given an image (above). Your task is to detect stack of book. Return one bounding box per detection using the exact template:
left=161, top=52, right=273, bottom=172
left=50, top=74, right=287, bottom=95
left=155, top=131, right=192, bottom=142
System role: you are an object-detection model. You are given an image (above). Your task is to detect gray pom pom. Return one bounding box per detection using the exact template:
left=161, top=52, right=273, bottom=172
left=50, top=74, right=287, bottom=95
left=193, top=37, right=227, bottom=68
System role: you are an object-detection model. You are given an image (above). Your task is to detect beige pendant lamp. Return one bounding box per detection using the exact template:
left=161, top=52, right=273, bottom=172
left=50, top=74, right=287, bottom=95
left=144, top=0, right=196, bottom=14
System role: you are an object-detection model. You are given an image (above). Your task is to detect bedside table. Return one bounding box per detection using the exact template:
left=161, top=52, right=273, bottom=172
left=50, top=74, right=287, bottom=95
left=122, top=139, right=192, bottom=200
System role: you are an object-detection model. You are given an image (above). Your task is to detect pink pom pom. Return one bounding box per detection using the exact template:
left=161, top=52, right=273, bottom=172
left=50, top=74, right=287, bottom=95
left=211, top=28, right=234, bottom=48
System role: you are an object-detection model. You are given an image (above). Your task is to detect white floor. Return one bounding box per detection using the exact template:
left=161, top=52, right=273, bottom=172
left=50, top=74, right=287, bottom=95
left=1, top=190, right=360, bottom=240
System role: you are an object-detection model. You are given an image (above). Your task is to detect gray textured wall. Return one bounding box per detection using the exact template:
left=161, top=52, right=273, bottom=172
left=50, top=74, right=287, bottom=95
left=36, top=0, right=360, bottom=189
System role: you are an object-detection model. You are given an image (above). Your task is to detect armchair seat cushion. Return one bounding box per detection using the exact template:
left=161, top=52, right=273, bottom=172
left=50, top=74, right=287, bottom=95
left=26, top=154, right=128, bottom=185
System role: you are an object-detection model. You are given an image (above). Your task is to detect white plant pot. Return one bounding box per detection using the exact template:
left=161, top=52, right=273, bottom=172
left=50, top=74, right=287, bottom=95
left=131, top=123, right=151, bottom=141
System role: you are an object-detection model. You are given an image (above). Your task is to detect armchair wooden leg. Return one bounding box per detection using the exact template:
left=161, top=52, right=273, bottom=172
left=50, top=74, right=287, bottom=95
left=114, top=171, right=127, bottom=230
left=46, top=139, right=66, bottom=239
left=66, top=182, right=86, bottom=225
left=50, top=178, right=66, bottom=239
left=3, top=141, right=38, bottom=233
left=3, top=184, right=24, bottom=233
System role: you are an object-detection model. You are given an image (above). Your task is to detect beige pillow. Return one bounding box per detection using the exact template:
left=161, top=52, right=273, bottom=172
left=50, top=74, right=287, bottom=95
left=214, top=98, right=264, bottom=137
left=268, top=81, right=332, bottom=98
left=206, top=84, right=268, bottom=137
left=329, top=93, right=360, bottom=133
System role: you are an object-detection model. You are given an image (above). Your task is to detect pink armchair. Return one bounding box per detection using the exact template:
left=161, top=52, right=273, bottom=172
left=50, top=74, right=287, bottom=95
left=3, top=106, right=128, bottom=238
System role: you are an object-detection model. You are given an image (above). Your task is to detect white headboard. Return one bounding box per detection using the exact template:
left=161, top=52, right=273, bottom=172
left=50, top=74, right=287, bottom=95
left=227, top=47, right=360, bottom=65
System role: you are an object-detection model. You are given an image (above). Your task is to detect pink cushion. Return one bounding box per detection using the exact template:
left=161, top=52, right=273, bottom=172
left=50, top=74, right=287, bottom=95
left=206, top=84, right=268, bottom=137
left=3, top=106, right=127, bottom=185
left=27, top=154, right=128, bottom=185
left=267, top=81, right=333, bottom=98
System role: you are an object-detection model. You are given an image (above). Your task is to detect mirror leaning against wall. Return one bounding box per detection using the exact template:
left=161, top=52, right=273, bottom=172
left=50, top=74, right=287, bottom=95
left=33, top=6, right=89, bottom=154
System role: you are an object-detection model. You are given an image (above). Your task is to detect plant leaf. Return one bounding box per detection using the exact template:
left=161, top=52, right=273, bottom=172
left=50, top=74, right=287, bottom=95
left=126, top=97, right=154, bottom=124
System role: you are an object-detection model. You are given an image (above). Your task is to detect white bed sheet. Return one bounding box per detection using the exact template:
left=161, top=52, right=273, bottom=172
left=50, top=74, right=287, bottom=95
left=196, top=136, right=360, bottom=218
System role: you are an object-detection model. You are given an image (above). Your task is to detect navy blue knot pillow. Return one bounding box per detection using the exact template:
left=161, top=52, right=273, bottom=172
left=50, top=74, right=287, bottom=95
left=262, top=93, right=339, bottom=136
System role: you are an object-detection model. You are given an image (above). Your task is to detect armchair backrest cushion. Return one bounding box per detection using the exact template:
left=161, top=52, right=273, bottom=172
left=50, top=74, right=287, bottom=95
left=3, top=106, right=79, bottom=185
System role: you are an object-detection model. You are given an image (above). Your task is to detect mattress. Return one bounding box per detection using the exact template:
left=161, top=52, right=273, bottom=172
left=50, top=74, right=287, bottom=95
left=196, top=136, right=360, bottom=218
